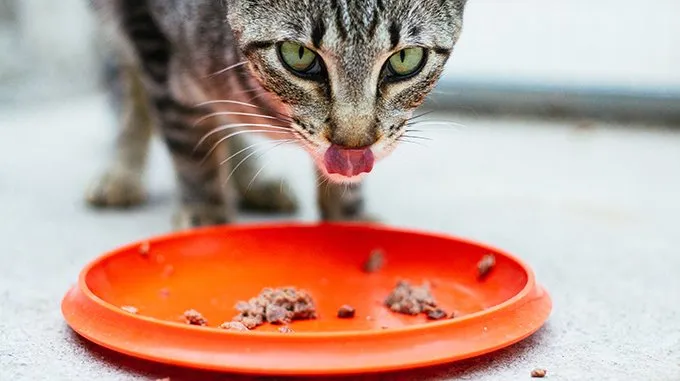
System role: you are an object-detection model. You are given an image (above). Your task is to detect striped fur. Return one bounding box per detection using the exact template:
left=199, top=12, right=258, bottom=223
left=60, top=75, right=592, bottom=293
left=86, top=0, right=467, bottom=228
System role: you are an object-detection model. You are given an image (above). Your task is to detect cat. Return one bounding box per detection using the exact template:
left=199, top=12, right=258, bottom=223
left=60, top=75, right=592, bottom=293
left=86, top=0, right=467, bottom=229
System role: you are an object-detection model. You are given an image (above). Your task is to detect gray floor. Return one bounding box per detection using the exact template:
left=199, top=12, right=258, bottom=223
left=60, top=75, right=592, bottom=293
left=1, top=94, right=679, bottom=380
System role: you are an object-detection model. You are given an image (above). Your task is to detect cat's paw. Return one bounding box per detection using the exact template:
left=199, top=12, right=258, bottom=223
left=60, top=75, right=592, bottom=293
left=85, top=169, right=146, bottom=208
left=239, top=179, right=298, bottom=214
left=172, top=204, right=231, bottom=230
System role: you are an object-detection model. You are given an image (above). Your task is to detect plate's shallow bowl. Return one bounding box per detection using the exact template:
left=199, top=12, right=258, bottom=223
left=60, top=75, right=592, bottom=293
left=62, top=223, right=551, bottom=376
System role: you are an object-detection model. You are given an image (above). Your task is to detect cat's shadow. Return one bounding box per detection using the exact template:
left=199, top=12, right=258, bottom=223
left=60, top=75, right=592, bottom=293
left=66, top=325, right=550, bottom=380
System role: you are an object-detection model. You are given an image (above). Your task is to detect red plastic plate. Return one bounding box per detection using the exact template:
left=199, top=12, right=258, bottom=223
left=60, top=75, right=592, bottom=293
left=62, top=223, right=551, bottom=375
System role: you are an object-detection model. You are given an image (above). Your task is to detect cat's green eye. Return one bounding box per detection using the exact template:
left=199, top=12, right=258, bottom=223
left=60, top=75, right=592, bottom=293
left=387, top=47, right=426, bottom=78
left=278, top=42, right=319, bottom=74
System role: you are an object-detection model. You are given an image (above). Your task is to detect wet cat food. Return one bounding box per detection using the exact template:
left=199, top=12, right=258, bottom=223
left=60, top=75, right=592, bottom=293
left=183, top=309, right=208, bottom=326
left=477, top=254, right=496, bottom=279
left=232, top=287, right=317, bottom=329
left=337, top=305, right=356, bottom=318
left=218, top=321, right=249, bottom=331
left=531, top=368, right=547, bottom=378
left=385, top=281, right=438, bottom=315
left=139, top=241, right=150, bottom=256
left=425, top=308, right=448, bottom=320
left=363, top=249, right=385, bottom=273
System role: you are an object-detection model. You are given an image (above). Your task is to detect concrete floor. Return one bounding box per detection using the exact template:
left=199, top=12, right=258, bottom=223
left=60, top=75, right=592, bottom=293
left=1, top=94, right=679, bottom=380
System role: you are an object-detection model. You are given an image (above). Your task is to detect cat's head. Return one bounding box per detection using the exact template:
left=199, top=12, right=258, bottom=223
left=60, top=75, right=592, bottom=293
left=226, top=0, right=467, bottom=182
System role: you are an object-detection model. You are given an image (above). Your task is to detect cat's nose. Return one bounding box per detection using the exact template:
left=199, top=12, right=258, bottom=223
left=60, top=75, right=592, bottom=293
left=323, top=145, right=374, bottom=177
left=328, top=124, right=378, bottom=150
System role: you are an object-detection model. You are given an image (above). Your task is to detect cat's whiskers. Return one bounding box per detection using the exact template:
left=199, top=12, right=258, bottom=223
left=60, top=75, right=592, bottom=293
left=230, top=88, right=264, bottom=96
left=244, top=140, right=297, bottom=193
left=217, top=138, right=293, bottom=167
left=423, top=96, right=441, bottom=108
left=406, top=120, right=468, bottom=130
left=247, top=92, right=272, bottom=103
left=396, top=137, right=428, bottom=147
left=397, top=120, right=468, bottom=146
left=224, top=140, right=296, bottom=189
left=400, top=134, right=432, bottom=141
left=206, top=61, right=248, bottom=78
left=196, top=99, right=263, bottom=109
left=313, top=170, right=331, bottom=190
left=201, top=129, right=294, bottom=165
left=341, top=183, right=349, bottom=198
left=315, top=172, right=326, bottom=184
left=195, top=123, right=292, bottom=154
left=406, top=110, right=436, bottom=122
left=193, top=111, right=290, bottom=128
left=196, top=99, right=294, bottom=123
left=394, top=128, right=429, bottom=148
left=431, top=89, right=460, bottom=96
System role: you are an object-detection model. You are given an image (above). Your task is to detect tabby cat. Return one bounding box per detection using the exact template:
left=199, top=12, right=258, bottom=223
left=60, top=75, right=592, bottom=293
left=87, top=0, right=467, bottom=228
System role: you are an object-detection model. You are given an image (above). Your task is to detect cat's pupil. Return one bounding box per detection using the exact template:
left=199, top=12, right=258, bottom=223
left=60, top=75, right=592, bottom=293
left=298, top=46, right=305, bottom=60
left=400, top=50, right=406, bottom=62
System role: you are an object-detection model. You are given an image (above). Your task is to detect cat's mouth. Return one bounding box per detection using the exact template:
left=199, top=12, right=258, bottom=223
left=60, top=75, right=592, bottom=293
left=292, top=125, right=386, bottom=183
left=323, top=145, right=375, bottom=177
left=305, top=144, right=375, bottom=183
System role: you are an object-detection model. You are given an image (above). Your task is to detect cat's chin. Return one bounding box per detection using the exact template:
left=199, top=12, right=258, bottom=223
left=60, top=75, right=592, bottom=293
left=325, top=172, right=368, bottom=184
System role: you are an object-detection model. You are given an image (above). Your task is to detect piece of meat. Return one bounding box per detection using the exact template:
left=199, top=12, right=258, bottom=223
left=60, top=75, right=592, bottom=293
left=425, top=308, right=448, bottom=320
left=219, top=321, right=249, bottom=331
left=265, top=305, right=293, bottom=325
left=183, top=309, right=207, bottom=326
left=385, top=281, right=437, bottom=315
left=139, top=241, right=150, bottom=256
left=337, top=305, right=356, bottom=318
left=531, top=368, right=547, bottom=378
left=477, top=254, right=496, bottom=279
left=363, top=249, right=385, bottom=273
left=232, top=287, right=317, bottom=329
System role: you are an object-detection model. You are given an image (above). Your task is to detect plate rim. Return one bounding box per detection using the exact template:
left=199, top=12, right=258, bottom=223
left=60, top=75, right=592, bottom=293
left=62, top=222, right=552, bottom=375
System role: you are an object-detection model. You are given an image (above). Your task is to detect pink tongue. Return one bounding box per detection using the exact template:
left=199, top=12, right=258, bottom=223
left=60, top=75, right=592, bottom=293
left=324, top=145, right=375, bottom=177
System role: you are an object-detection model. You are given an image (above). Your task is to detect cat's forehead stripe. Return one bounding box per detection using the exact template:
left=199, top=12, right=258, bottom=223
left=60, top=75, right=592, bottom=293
left=311, top=18, right=326, bottom=49
left=388, top=21, right=401, bottom=49
left=331, top=0, right=349, bottom=40
left=328, top=0, right=385, bottom=42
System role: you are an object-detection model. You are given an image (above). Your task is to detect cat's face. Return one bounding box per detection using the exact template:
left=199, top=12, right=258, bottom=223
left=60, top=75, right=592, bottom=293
left=227, top=0, right=466, bottom=182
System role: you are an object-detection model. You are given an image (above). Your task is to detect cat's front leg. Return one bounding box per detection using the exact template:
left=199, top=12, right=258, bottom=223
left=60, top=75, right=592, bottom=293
left=227, top=134, right=299, bottom=214
left=153, top=96, right=238, bottom=230
left=316, top=168, right=376, bottom=222
left=86, top=62, right=152, bottom=209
